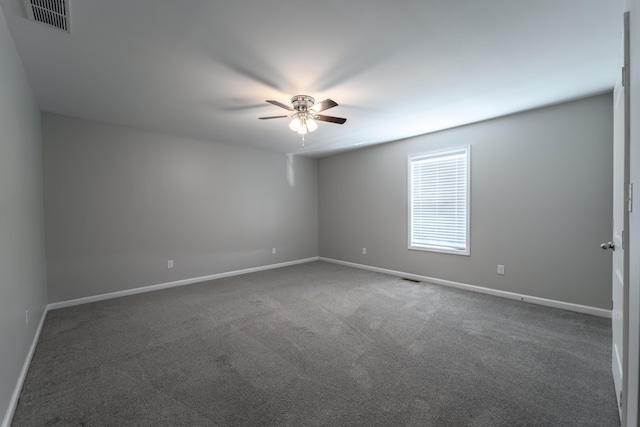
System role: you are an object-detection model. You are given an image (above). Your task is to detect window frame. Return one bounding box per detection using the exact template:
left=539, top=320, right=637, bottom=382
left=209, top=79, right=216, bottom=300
left=407, top=145, right=471, bottom=256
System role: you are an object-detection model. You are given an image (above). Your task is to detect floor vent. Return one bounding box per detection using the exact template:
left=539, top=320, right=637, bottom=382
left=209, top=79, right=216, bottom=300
left=401, top=277, right=421, bottom=283
left=23, top=0, right=70, bottom=32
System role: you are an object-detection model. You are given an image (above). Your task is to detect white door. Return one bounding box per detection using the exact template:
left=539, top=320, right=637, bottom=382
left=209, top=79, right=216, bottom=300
left=608, top=11, right=630, bottom=424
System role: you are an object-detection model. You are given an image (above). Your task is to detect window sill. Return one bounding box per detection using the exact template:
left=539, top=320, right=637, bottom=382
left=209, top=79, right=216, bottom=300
left=408, top=246, right=470, bottom=256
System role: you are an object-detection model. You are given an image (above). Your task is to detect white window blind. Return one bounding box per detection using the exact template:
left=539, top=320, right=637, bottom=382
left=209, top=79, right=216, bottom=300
left=409, top=146, right=470, bottom=255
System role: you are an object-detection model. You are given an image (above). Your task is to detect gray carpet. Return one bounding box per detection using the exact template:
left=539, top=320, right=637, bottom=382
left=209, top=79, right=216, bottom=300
left=12, top=261, right=619, bottom=426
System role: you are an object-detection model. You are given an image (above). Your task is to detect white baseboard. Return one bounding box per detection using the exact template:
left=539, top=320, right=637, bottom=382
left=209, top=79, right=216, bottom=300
left=2, top=307, right=47, bottom=427
left=48, top=257, right=320, bottom=310
left=319, top=257, right=612, bottom=318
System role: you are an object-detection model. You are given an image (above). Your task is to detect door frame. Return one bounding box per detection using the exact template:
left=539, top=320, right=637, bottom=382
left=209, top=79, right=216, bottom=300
left=622, top=3, right=639, bottom=426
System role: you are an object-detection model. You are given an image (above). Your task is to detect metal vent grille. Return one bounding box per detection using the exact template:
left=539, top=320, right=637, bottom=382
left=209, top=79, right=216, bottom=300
left=23, top=0, right=70, bottom=32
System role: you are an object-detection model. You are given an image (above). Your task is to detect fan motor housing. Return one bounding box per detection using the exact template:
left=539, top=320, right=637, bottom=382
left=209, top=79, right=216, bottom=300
left=291, top=95, right=315, bottom=112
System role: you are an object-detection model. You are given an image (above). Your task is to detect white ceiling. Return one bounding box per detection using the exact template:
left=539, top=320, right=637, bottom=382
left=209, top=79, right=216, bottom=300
left=1, top=0, right=623, bottom=157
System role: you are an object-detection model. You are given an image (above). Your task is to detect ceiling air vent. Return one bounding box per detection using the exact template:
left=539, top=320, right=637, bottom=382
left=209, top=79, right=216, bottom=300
left=23, top=0, right=70, bottom=32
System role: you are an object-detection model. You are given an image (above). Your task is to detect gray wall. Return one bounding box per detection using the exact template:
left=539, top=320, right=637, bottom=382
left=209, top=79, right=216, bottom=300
left=0, top=4, right=48, bottom=424
left=319, top=94, right=613, bottom=309
left=43, top=114, right=318, bottom=302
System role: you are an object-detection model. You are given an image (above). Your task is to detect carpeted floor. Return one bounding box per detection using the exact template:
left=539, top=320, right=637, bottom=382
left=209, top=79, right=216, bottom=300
left=12, top=261, right=619, bottom=426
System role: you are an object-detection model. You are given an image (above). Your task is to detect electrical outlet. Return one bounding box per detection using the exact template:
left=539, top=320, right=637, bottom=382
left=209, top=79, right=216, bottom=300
left=272, top=248, right=277, bottom=254
left=362, top=248, right=367, bottom=255
left=25, top=310, right=29, bottom=328
left=497, top=264, right=505, bottom=275
left=167, top=260, right=174, bottom=269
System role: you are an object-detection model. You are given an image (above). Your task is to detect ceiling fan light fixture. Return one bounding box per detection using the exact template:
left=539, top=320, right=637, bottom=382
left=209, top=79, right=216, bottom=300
left=297, top=117, right=308, bottom=135
left=259, top=95, right=346, bottom=143
left=291, top=113, right=317, bottom=135
left=306, top=118, right=318, bottom=132
left=289, top=116, right=301, bottom=131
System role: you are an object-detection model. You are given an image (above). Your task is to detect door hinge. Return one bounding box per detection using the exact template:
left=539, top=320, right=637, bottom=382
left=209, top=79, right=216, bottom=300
left=622, top=67, right=626, bottom=87
left=628, top=183, right=634, bottom=213
left=620, top=391, right=623, bottom=409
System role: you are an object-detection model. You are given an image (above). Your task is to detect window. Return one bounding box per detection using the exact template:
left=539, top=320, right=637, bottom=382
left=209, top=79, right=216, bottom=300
left=408, top=146, right=470, bottom=255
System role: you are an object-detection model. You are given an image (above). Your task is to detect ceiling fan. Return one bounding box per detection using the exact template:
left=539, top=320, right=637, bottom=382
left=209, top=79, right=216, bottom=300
left=259, top=95, right=347, bottom=138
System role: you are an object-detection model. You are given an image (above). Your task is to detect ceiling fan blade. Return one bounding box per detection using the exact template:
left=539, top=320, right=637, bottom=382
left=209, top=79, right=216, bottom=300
left=313, top=99, right=338, bottom=113
left=315, top=115, right=347, bottom=124
left=259, top=115, right=289, bottom=120
left=266, top=100, right=293, bottom=111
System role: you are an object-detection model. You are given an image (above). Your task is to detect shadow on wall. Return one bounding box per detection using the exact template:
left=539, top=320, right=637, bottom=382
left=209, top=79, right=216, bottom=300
left=287, top=153, right=295, bottom=188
